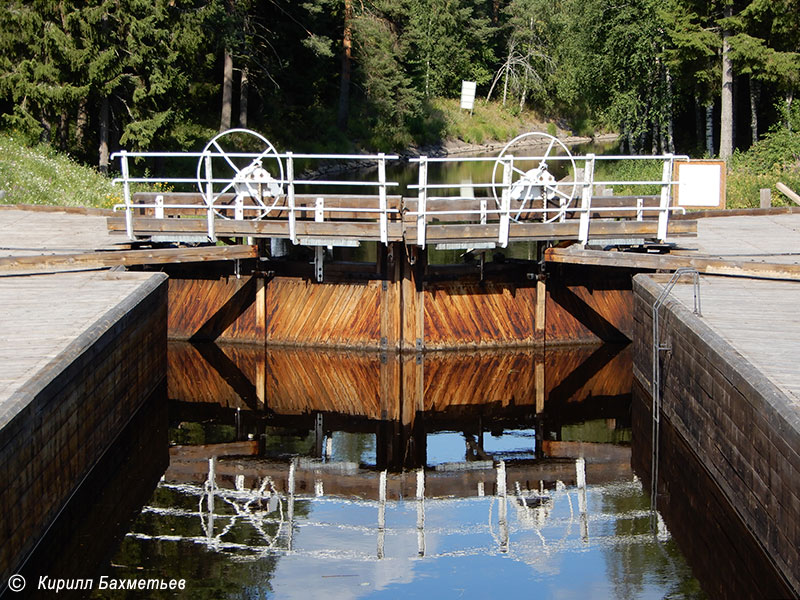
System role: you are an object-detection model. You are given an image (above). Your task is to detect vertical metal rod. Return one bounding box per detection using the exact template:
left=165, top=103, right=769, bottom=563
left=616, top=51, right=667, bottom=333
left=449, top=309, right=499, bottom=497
left=205, top=154, right=216, bottom=242
left=651, top=268, right=701, bottom=517
left=416, top=468, right=425, bottom=556
left=417, top=157, right=428, bottom=248
left=378, top=153, right=388, bottom=245
left=497, top=460, right=508, bottom=552
left=207, top=456, right=216, bottom=540
left=286, top=152, right=296, bottom=244
left=121, top=151, right=133, bottom=239
left=377, top=470, right=387, bottom=559
left=315, top=197, right=324, bottom=282
left=576, top=457, right=588, bottom=541
left=578, top=154, right=595, bottom=246
left=499, top=157, right=512, bottom=248
left=657, top=154, right=674, bottom=242
left=288, top=459, right=296, bottom=551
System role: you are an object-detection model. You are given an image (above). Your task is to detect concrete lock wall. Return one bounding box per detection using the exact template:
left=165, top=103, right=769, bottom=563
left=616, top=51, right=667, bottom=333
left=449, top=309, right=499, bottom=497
left=632, top=274, right=800, bottom=596
left=0, top=274, right=168, bottom=585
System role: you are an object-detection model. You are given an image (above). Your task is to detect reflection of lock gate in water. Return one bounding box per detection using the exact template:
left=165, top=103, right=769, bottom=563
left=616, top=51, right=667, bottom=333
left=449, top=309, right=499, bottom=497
left=127, top=456, right=670, bottom=562
left=110, top=129, right=699, bottom=252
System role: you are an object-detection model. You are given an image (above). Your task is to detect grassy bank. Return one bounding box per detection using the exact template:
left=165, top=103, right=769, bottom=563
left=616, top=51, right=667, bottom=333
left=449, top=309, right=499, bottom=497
left=0, top=132, right=119, bottom=208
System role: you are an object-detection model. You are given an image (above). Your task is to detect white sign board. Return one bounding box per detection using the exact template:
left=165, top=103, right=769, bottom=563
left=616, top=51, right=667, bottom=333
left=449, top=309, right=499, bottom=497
left=674, top=160, right=726, bottom=209
left=460, top=80, right=476, bottom=111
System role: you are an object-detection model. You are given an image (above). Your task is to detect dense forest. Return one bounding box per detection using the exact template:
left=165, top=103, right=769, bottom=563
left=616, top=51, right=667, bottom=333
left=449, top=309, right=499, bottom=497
left=1, top=0, right=798, bottom=170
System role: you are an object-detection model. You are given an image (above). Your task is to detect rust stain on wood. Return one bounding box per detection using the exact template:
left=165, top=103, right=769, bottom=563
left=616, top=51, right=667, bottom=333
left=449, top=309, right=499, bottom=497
left=168, top=276, right=263, bottom=343
left=423, top=282, right=538, bottom=348
left=266, top=277, right=381, bottom=348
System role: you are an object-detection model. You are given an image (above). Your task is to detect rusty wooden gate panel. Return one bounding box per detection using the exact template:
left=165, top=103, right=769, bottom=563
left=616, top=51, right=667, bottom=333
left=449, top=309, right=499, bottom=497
left=545, top=264, right=633, bottom=345
left=168, top=275, right=264, bottom=343
left=266, top=276, right=382, bottom=349
left=421, top=282, right=539, bottom=349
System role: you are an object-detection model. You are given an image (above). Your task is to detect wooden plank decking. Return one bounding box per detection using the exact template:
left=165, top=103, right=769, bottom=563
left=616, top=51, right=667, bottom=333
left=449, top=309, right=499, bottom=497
left=0, top=271, right=167, bottom=419
left=667, top=276, right=800, bottom=404
left=547, top=211, right=800, bottom=280
left=0, top=206, right=255, bottom=274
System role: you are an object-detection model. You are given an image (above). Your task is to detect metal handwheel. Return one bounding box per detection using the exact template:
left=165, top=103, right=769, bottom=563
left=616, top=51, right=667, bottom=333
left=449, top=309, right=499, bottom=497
left=491, top=132, right=578, bottom=223
left=196, top=129, right=285, bottom=219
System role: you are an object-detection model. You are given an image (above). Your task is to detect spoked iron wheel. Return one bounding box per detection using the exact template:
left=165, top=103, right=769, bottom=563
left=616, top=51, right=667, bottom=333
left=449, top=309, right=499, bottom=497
left=491, top=132, right=578, bottom=223
left=196, top=129, right=285, bottom=219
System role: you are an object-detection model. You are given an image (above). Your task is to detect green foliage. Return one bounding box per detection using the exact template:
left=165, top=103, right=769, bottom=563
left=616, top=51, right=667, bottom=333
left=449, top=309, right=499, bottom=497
left=0, top=131, right=120, bottom=207
left=727, top=102, right=800, bottom=207
left=0, top=0, right=796, bottom=169
left=594, top=158, right=665, bottom=196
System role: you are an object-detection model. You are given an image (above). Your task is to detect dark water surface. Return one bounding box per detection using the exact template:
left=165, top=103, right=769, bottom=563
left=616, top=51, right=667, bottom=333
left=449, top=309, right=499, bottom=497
left=9, top=342, right=732, bottom=599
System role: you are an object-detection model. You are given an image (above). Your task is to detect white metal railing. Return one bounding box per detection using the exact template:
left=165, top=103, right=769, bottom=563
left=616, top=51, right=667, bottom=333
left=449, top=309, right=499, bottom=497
left=408, top=153, right=689, bottom=248
left=112, top=144, right=689, bottom=248
left=111, top=149, right=400, bottom=244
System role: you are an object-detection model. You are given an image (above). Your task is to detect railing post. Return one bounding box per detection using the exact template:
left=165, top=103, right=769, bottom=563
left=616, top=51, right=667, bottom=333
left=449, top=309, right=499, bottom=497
left=657, top=154, right=674, bottom=242
left=120, top=150, right=133, bottom=240
left=314, top=197, right=324, bottom=283
left=417, top=157, right=428, bottom=248
left=378, top=153, right=388, bottom=245
left=286, top=152, right=297, bottom=244
left=578, top=154, right=595, bottom=246
left=498, top=156, right=512, bottom=248
left=204, top=153, right=216, bottom=242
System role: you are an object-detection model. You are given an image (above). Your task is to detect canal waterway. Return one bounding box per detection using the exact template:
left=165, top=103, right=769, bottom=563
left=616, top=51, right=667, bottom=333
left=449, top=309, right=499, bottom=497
left=7, top=342, right=740, bottom=600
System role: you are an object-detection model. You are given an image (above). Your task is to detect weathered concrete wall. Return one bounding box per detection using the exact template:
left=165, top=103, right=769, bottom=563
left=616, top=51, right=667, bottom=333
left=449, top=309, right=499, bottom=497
left=632, top=274, right=800, bottom=597
left=0, top=274, right=167, bottom=586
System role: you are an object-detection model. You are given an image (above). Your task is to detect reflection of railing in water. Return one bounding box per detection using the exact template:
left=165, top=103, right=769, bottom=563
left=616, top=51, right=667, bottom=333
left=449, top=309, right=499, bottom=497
left=128, top=456, right=642, bottom=562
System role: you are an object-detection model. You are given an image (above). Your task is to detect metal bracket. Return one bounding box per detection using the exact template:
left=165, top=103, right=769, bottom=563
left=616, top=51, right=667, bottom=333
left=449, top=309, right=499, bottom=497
left=416, top=338, right=423, bottom=351
left=314, top=248, right=324, bottom=282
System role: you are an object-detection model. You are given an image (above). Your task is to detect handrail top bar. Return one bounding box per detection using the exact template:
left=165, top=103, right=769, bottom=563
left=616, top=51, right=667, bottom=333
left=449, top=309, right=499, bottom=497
left=111, top=150, right=399, bottom=160
left=409, top=154, right=690, bottom=163
left=111, top=150, right=688, bottom=162
left=113, top=203, right=401, bottom=212
left=112, top=177, right=399, bottom=187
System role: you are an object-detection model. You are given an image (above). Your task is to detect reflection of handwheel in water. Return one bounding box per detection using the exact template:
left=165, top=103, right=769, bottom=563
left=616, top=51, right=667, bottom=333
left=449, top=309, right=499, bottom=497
left=491, top=132, right=577, bottom=223
left=196, top=129, right=284, bottom=219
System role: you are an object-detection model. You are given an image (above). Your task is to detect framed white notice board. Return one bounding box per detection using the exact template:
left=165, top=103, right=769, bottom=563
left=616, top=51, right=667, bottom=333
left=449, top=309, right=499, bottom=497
left=673, top=160, right=726, bottom=209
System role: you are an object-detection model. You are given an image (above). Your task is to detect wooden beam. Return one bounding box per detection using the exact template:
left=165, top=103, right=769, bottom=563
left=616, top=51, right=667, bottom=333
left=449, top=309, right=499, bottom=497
left=776, top=182, right=800, bottom=206
left=0, top=244, right=258, bottom=274
left=672, top=206, right=800, bottom=220
left=545, top=246, right=800, bottom=281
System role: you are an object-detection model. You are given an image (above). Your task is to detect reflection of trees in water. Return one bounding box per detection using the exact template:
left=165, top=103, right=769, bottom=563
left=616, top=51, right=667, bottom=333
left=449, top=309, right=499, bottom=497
left=333, top=431, right=376, bottom=465
left=599, top=485, right=703, bottom=600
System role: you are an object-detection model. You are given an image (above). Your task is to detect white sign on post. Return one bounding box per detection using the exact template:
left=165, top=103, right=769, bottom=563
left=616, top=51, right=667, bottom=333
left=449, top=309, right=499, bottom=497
left=460, top=80, right=476, bottom=111
left=674, top=160, right=726, bottom=209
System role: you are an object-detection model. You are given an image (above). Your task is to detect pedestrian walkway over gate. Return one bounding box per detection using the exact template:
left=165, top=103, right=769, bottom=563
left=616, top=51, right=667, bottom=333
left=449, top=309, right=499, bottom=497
left=106, top=129, right=699, bottom=248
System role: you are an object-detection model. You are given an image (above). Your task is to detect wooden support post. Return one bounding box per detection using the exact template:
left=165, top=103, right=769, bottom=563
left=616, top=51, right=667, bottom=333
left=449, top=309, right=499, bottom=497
left=535, top=277, right=546, bottom=335
left=402, top=246, right=426, bottom=352
left=380, top=242, right=402, bottom=351
left=760, top=188, right=772, bottom=209
left=535, top=359, right=545, bottom=414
